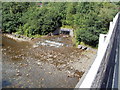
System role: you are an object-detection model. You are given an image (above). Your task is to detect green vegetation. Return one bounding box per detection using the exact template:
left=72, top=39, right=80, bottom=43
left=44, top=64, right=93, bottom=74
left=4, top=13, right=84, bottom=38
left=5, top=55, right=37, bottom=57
left=2, top=2, right=120, bottom=47
left=0, top=2, right=2, bottom=29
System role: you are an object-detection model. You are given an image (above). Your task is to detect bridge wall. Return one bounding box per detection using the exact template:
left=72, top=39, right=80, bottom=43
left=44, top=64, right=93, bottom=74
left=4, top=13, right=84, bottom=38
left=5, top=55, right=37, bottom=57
left=75, top=12, right=120, bottom=89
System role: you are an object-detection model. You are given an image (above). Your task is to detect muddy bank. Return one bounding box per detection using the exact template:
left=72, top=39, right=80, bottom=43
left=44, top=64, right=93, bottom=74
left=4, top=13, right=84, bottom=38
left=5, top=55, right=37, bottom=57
left=2, top=35, right=97, bottom=88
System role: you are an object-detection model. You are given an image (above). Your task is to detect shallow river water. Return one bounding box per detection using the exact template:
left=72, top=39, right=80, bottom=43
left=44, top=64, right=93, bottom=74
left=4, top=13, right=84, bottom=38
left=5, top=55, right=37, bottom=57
left=2, top=35, right=85, bottom=88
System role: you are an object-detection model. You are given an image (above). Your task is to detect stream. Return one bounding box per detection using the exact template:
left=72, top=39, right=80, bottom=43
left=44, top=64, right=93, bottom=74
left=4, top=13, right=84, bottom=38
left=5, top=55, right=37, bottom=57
left=2, top=35, right=83, bottom=88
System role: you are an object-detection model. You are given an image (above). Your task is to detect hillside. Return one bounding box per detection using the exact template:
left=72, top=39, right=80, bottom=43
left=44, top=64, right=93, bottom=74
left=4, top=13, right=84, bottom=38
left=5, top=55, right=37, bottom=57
left=2, top=2, right=120, bottom=47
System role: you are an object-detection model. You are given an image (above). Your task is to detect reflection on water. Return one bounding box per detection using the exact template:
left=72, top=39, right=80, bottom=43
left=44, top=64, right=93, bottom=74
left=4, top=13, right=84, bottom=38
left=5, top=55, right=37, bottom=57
left=2, top=35, right=82, bottom=88
left=2, top=80, right=12, bottom=87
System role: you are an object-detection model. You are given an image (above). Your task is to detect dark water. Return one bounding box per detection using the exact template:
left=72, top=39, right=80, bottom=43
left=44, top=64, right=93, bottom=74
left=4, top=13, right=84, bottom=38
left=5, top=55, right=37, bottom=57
left=2, top=35, right=80, bottom=88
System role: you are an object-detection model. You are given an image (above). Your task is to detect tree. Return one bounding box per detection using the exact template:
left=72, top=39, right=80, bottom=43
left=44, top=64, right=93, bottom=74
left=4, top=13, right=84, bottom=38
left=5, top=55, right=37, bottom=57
left=2, top=2, right=119, bottom=46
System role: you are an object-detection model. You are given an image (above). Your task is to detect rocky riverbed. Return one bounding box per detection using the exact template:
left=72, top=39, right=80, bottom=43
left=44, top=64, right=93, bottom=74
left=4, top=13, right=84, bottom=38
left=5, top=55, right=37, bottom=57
left=2, top=35, right=97, bottom=88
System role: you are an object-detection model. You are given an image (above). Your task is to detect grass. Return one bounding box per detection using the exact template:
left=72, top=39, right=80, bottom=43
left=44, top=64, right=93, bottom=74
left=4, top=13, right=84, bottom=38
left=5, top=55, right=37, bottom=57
left=61, top=25, right=73, bottom=29
left=14, top=32, right=43, bottom=38
left=80, top=42, right=98, bottom=49
left=30, top=34, right=42, bottom=38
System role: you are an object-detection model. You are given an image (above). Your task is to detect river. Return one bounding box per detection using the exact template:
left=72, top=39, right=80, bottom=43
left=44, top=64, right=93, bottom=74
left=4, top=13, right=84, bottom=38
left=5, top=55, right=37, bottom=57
left=2, top=35, right=83, bottom=88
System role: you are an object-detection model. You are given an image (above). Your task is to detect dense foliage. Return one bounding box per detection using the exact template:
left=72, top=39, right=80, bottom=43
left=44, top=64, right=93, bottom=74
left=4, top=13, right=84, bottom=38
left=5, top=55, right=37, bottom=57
left=2, top=2, right=120, bottom=47
left=0, top=2, right=2, bottom=29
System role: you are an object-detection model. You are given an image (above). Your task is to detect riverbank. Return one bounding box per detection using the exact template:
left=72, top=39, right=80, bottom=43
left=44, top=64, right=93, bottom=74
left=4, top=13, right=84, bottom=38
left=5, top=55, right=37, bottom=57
left=3, top=34, right=32, bottom=42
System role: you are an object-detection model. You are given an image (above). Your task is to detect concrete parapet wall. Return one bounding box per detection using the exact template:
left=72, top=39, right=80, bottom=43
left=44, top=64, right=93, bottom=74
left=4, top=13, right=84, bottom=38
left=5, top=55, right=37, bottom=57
left=75, top=12, right=120, bottom=88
